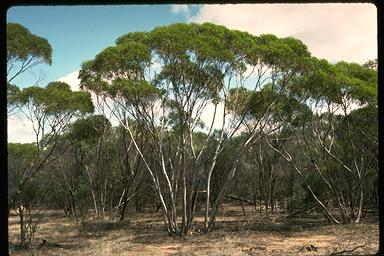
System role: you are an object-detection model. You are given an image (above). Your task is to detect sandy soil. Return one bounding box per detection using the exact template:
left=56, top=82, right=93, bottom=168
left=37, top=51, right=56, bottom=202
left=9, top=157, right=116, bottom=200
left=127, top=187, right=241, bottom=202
left=8, top=205, right=379, bottom=256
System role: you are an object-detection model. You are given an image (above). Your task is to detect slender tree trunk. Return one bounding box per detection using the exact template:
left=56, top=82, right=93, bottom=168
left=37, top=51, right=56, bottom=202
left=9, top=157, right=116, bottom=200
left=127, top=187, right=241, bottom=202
left=306, top=184, right=340, bottom=224
left=335, top=194, right=347, bottom=223
left=258, top=171, right=263, bottom=215
left=181, top=146, right=188, bottom=235
left=271, top=177, right=275, bottom=213
left=204, top=170, right=213, bottom=230
left=252, top=180, right=257, bottom=211
left=190, top=179, right=200, bottom=226
left=186, top=158, right=201, bottom=231
left=85, top=168, right=99, bottom=217
left=206, top=157, right=243, bottom=232
left=204, top=152, right=221, bottom=230
left=69, top=190, right=77, bottom=218
left=18, top=203, right=26, bottom=248
left=355, top=186, right=364, bottom=223
left=92, top=191, right=98, bottom=217
left=102, top=179, right=107, bottom=218
left=118, top=189, right=127, bottom=221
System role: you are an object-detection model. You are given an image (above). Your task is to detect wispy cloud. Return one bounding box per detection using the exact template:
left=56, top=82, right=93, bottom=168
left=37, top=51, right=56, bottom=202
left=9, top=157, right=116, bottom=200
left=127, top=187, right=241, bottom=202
left=171, top=4, right=192, bottom=20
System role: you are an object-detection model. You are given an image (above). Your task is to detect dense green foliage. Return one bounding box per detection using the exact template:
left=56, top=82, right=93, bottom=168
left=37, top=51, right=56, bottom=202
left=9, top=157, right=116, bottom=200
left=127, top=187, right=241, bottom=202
left=7, top=23, right=52, bottom=65
left=7, top=23, right=52, bottom=84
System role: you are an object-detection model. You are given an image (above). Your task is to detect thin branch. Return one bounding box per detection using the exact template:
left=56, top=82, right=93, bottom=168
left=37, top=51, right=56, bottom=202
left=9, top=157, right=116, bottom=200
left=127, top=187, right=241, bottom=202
left=330, top=243, right=366, bottom=256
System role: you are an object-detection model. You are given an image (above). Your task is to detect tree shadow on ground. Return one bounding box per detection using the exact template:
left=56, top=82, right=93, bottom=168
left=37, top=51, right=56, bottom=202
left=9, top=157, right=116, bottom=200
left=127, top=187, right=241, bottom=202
left=206, top=213, right=328, bottom=233
left=76, top=219, right=131, bottom=238
left=129, top=213, right=331, bottom=246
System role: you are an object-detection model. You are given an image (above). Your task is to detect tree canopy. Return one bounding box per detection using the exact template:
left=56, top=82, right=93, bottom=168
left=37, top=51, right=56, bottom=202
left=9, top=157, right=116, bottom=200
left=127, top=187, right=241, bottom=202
left=7, top=23, right=52, bottom=83
left=10, top=81, right=94, bottom=116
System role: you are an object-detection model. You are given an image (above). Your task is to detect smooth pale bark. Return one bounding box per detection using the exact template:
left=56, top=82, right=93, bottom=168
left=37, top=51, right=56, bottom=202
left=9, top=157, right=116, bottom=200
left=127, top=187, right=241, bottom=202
left=121, top=117, right=179, bottom=234
left=84, top=165, right=99, bottom=217
left=204, top=143, right=223, bottom=229
left=355, top=185, right=364, bottom=223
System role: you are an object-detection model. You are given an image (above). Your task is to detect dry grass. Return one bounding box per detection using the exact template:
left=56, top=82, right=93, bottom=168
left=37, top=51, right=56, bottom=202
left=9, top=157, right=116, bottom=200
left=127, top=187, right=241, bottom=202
left=8, top=205, right=379, bottom=256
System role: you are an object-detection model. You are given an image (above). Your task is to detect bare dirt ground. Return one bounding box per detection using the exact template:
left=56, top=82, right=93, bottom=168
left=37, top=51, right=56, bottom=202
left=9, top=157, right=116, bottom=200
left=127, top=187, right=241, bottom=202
left=8, top=204, right=379, bottom=256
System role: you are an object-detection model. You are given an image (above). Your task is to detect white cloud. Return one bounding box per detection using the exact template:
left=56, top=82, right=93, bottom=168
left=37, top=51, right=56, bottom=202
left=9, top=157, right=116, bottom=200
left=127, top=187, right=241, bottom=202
left=58, top=70, right=81, bottom=91
left=184, top=3, right=377, bottom=64
left=7, top=116, right=36, bottom=143
left=171, top=5, right=191, bottom=18
left=58, top=70, right=97, bottom=105
left=199, top=102, right=225, bottom=130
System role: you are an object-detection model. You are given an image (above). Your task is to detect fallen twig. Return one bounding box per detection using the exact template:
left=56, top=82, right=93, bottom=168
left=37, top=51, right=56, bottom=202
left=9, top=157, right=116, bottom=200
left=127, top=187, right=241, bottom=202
left=330, top=243, right=366, bottom=255
left=225, top=195, right=253, bottom=205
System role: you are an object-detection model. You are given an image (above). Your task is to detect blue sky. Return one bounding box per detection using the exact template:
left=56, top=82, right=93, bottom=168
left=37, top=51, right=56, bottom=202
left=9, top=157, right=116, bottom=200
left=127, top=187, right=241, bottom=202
left=7, top=5, right=197, bottom=88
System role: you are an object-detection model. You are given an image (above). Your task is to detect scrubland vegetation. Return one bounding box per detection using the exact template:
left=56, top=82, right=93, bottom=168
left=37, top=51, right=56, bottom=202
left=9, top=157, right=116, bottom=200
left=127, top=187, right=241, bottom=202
left=7, top=22, right=378, bottom=255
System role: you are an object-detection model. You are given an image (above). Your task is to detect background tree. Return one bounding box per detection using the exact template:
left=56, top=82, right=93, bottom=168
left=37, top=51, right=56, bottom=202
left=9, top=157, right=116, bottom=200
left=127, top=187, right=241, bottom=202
left=8, top=81, right=93, bottom=248
left=265, top=59, right=377, bottom=223
left=67, top=115, right=112, bottom=218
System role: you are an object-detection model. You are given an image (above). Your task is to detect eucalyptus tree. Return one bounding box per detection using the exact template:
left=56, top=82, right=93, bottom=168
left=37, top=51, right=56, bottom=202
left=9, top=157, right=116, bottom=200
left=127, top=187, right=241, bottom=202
left=227, top=82, right=312, bottom=211
left=45, top=138, right=88, bottom=218
left=79, top=23, right=312, bottom=235
left=331, top=104, right=378, bottom=220
left=62, top=114, right=112, bottom=217
left=266, top=59, right=378, bottom=223
left=7, top=23, right=52, bottom=115
left=8, top=143, right=37, bottom=213
left=8, top=81, right=93, bottom=248
left=111, top=124, right=148, bottom=220
left=203, top=35, right=314, bottom=231
left=63, top=116, right=145, bottom=220
left=8, top=143, right=42, bottom=247
left=305, top=61, right=376, bottom=223
left=246, top=138, right=282, bottom=215
left=7, top=22, right=52, bottom=83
